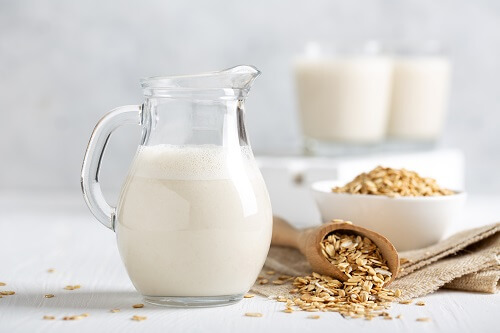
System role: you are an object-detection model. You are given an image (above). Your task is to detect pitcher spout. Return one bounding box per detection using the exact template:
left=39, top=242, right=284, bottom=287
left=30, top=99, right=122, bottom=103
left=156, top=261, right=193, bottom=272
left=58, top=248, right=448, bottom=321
left=221, top=65, right=261, bottom=92
left=140, top=65, right=261, bottom=99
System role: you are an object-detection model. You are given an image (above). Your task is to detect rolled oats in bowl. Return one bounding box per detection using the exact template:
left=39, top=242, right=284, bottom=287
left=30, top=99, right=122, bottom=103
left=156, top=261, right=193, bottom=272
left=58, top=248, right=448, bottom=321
left=332, top=166, right=454, bottom=197
left=312, top=167, right=466, bottom=250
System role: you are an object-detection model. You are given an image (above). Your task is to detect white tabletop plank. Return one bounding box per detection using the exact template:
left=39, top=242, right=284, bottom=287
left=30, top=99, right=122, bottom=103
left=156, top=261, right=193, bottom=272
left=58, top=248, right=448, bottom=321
left=0, top=192, right=499, bottom=333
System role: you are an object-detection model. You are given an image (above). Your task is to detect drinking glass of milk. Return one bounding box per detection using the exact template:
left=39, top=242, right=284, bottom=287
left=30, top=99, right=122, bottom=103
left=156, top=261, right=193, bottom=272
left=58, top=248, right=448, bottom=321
left=295, top=41, right=394, bottom=155
left=81, top=66, right=272, bottom=307
left=388, top=41, right=451, bottom=143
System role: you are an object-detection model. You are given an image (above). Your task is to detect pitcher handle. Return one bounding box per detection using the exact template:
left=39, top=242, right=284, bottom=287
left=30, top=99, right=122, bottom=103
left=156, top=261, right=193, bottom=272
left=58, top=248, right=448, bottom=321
left=81, top=105, right=142, bottom=230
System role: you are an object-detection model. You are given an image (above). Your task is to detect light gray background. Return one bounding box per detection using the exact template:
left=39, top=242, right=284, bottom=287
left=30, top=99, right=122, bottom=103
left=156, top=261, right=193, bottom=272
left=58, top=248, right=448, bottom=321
left=1, top=0, right=499, bottom=195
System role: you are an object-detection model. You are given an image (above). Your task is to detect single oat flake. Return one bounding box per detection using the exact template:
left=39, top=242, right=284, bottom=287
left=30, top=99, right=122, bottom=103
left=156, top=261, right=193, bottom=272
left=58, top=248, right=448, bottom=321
left=43, top=315, right=56, bottom=320
left=416, top=317, right=432, bottom=322
left=245, top=312, right=263, bottom=317
left=132, top=304, right=144, bottom=308
left=272, top=280, right=285, bottom=285
left=244, top=294, right=255, bottom=298
left=44, top=294, right=55, bottom=298
left=64, top=285, right=81, bottom=291
left=62, top=314, right=88, bottom=321
left=399, top=258, right=411, bottom=265
left=131, top=315, right=147, bottom=321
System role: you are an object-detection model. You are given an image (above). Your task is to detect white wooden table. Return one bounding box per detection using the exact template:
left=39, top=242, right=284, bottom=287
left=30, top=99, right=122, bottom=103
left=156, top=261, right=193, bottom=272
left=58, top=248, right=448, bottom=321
left=0, top=192, right=499, bottom=333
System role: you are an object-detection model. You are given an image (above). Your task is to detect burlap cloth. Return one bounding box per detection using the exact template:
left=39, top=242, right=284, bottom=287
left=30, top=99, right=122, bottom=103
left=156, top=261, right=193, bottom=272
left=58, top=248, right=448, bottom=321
left=251, top=223, right=500, bottom=300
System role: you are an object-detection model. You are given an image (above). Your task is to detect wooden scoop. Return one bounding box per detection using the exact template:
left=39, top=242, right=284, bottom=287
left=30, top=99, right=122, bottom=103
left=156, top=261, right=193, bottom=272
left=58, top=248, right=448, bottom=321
left=271, top=216, right=400, bottom=285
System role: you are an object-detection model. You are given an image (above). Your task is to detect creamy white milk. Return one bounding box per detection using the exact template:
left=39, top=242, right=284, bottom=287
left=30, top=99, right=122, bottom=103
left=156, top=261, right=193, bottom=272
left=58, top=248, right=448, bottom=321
left=295, top=57, right=393, bottom=143
left=388, top=57, right=451, bottom=140
left=116, top=144, right=272, bottom=297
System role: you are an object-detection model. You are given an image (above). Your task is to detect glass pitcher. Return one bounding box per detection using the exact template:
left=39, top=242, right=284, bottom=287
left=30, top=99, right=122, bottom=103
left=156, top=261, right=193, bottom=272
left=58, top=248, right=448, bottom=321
left=81, top=65, right=272, bottom=307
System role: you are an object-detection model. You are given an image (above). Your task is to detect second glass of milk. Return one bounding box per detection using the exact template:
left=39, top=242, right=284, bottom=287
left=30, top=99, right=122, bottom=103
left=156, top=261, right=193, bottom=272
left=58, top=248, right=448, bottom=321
left=295, top=42, right=394, bottom=155
left=388, top=41, right=451, bottom=143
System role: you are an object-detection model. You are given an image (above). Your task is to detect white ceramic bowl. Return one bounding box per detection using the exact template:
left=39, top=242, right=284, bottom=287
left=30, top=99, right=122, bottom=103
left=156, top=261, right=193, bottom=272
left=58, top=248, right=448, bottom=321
left=311, top=180, right=467, bottom=251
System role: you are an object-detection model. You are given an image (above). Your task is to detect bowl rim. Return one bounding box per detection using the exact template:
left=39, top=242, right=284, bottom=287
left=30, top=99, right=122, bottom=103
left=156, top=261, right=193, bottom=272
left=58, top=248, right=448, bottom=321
left=311, top=180, right=467, bottom=201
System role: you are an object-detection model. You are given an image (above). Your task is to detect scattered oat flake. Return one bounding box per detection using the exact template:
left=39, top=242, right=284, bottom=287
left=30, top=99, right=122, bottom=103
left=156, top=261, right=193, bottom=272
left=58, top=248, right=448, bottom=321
left=399, top=300, right=412, bottom=304
left=43, top=315, right=55, bottom=320
left=245, top=312, right=263, bottom=317
left=244, top=294, right=254, bottom=298
left=417, top=317, right=432, bottom=322
left=283, top=309, right=293, bottom=313
left=64, top=285, right=81, bottom=290
left=266, top=270, right=275, bottom=275
left=396, top=314, right=403, bottom=319
left=258, top=279, right=269, bottom=285
left=272, top=280, right=285, bottom=285
left=47, top=269, right=55, bottom=273
left=0, top=282, right=6, bottom=286
left=132, top=303, right=144, bottom=308
left=110, top=309, right=120, bottom=313
left=44, top=294, right=55, bottom=298
left=416, top=301, right=426, bottom=306
left=308, top=315, right=320, bottom=319
left=131, top=315, right=147, bottom=321
left=63, top=314, right=86, bottom=320
left=399, top=258, right=410, bottom=265
left=0, top=291, right=15, bottom=295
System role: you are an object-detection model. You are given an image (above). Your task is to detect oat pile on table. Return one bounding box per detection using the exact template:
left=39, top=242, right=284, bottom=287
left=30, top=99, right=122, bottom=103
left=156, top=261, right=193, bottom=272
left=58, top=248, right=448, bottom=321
left=266, top=229, right=402, bottom=320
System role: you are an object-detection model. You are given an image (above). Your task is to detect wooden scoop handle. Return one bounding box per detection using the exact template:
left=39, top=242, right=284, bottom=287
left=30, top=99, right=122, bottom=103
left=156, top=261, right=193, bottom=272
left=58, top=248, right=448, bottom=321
left=271, top=216, right=302, bottom=249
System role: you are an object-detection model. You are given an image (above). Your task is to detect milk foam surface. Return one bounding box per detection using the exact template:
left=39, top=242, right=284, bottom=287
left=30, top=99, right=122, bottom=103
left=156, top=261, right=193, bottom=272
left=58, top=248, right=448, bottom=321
left=116, top=144, right=272, bottom=297
left=132, top=144, right=254, bottom=180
